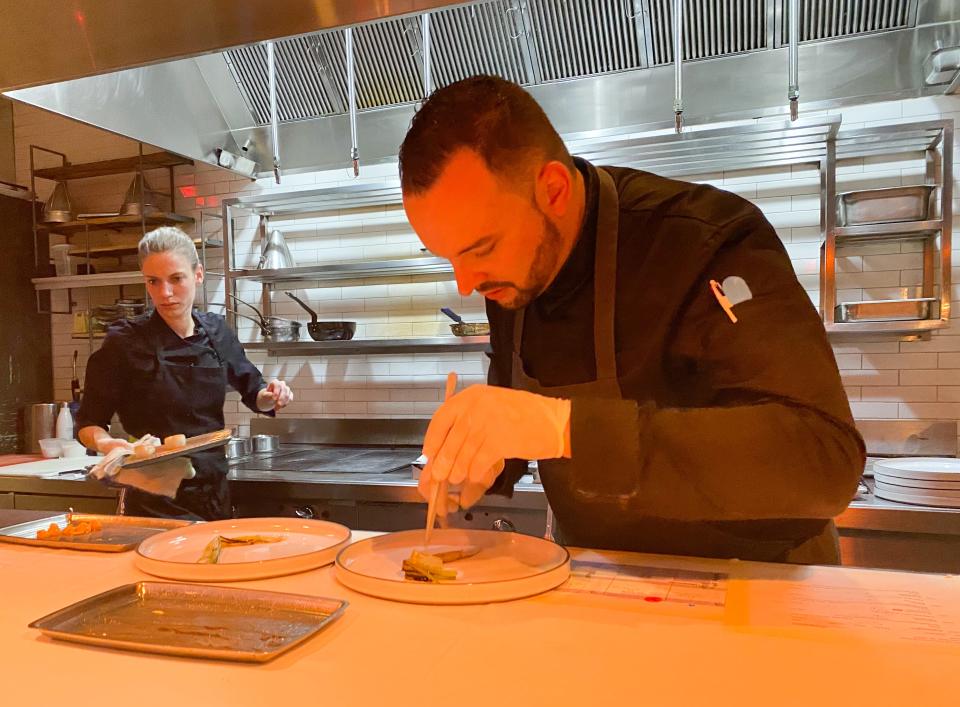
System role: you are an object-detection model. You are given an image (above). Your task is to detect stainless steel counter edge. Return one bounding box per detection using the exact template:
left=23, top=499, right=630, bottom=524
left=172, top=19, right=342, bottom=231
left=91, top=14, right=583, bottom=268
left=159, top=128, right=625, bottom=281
left=2, top=468, right=959, bottom=535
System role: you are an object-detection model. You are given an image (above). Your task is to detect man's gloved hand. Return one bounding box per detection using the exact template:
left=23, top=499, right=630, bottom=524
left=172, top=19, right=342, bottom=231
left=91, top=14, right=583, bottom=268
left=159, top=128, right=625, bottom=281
left=417, top=459, right=505, bottom=520
left=420, top=385, right=570, bottom=490
left=257, top=379, right=294, bottom=412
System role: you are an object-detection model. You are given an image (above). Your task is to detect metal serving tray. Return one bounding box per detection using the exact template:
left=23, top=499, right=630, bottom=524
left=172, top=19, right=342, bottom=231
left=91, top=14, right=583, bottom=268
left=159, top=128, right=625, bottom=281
left=121, top=428, right=232, bottom=469
left=836, top=185, right=936, bottom=226
left=835, top=297, right=940, bottom=323
left=0, top=513, right=192, bottom=552
left=29, top=581, right=347, bottom=663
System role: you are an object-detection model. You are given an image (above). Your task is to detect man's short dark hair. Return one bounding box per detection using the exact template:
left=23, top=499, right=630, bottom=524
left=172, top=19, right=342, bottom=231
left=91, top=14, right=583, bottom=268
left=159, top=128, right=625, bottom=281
left=398, top=75, right=573, bottom=195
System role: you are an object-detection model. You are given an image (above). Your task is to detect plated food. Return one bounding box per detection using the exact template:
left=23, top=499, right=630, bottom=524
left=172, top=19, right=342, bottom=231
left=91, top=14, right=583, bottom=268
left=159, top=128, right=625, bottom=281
left=198, top=535, right=285, bottom=564
left=335, top=529, right=571, bottom=604
left=135, top=518, right=351, bottom=581
left=402, top=546, right=481, bottom=582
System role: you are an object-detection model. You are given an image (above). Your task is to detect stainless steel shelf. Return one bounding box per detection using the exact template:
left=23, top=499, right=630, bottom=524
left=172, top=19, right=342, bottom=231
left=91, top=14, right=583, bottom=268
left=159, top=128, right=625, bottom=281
left=32, top=271, right=144, bottom=291
left=826, top=319, right=947, bottom=335
left=834, top=220, right=943, bottom=241
left=222, top=181, right=401, bottom=216
left=229, top=257, right=453, bottom=284
left=243, top=336, right=489, bottom=356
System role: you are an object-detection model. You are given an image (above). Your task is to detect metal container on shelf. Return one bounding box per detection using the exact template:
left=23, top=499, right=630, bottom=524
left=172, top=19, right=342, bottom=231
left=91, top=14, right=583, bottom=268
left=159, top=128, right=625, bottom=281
left=836, top=185, right=936, bottom=226
left=835, top=297, right=940, bottom=323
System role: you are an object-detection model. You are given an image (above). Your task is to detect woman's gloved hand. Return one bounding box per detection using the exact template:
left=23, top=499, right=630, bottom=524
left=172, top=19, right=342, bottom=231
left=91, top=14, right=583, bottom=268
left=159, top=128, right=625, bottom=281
left=95, top=437, right=135, bottom=455
left=420, top=385, right=570, bottom=490
left=257, top=379, right=294, bottom=412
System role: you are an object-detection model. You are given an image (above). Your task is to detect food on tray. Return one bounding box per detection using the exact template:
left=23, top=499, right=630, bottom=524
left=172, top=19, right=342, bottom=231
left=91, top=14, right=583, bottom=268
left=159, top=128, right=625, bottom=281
left=132, top=443, right=157, bottom=459
left=197, top=534, right=284, bottom=564
left=36, top=518, right=103, bottom=540
left=163, top=434, right=187, bottom=449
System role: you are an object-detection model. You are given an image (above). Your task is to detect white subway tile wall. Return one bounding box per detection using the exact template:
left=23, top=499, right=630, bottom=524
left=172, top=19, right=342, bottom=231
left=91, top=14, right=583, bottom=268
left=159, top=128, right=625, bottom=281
left=12, top=93, right=960, bottom=440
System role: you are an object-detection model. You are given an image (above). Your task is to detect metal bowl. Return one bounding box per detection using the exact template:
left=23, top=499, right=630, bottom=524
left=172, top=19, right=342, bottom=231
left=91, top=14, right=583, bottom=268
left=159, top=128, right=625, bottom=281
left=226, top=437, right=252, bottom=460
left=450, top=322, right=490, bottom=337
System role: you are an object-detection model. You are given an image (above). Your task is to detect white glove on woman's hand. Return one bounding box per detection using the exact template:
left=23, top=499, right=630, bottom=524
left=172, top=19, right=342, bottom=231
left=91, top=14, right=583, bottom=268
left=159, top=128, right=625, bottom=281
left=95, top=437, right=134, bottom=455
left=420, top=385, right=570, bottom=488
left=258, top=379, right=294, bottom=412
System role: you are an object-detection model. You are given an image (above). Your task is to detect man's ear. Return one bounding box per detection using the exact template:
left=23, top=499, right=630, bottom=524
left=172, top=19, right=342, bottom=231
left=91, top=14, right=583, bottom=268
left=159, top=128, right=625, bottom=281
left=535, top=160, right=574, bottom=217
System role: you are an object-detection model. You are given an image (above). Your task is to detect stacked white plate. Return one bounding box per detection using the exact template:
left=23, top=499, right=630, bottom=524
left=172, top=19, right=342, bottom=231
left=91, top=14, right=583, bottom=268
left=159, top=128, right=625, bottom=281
left=873, top=457, right=960, bottom=508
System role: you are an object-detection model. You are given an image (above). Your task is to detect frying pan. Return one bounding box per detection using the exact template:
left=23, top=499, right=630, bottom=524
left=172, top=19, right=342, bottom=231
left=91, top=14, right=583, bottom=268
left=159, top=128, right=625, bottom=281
left=285, top=291, right=356, bottom=341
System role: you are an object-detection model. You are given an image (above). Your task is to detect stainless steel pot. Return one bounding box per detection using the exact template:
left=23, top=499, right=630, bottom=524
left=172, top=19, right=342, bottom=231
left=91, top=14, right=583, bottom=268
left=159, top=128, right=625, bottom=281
left=226, top=437, right=252, bottom=459
left=22, top=403, right=57, bottom=454
left=227, top=294, right=300, bottom=343
left=228, top=308, right=301, bottom=343
left=252, top=434, right=280, bottom=453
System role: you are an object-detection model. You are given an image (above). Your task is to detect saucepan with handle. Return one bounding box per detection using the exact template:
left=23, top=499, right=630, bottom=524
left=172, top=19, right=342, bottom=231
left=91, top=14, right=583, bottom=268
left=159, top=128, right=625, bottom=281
left=285, top=291, right=356, bottom=341
left=225, top=293, right=301, bottom=343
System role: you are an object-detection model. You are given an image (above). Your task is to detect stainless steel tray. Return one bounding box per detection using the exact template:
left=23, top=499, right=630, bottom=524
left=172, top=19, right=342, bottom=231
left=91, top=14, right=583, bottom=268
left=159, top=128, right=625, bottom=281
left=835, top=297, right=939, bottom=323
left=0, top=513, right=192, bottom=552
left=122, top=428, right=232, bottom=469
left=29, top=581, right=347, bottom=663
left=837, top=185, right=936, bottom=226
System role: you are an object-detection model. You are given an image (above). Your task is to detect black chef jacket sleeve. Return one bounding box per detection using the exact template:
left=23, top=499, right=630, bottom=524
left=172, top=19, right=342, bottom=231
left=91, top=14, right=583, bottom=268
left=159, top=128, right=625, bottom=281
left=74, top=331, right=124, bottom=432
left=217, top=324, right=272, bottom=416
left=565, top=212, right=865, bottom=522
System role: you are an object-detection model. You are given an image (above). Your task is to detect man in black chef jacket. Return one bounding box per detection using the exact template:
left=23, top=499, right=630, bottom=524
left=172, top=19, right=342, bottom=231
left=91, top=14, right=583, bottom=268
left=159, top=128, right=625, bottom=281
left=401, top=75, right=864, bottom=564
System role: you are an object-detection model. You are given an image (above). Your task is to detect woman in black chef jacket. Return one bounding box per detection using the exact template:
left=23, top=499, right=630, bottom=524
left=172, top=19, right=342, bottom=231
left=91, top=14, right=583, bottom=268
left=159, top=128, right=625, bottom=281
left=76, top=226, right=293, bottom=520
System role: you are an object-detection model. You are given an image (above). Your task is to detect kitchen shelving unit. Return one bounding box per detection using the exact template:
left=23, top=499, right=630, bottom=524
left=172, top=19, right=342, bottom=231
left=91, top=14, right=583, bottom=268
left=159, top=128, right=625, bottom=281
left=820, top=119, right=953, bottom=336
left=222, top=115, right=953, bottom=355
left=28, top=143, right=209, bottom=318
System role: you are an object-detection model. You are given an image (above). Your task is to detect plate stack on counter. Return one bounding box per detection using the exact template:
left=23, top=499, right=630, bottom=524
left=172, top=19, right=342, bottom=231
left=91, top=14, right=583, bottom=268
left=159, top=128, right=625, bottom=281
left=872, top=458, right=960, bottom=508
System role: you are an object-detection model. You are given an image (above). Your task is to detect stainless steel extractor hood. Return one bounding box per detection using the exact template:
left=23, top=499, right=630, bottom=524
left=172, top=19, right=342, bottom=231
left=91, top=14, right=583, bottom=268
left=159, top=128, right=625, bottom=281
left=3, top=1, right=959, bottom=178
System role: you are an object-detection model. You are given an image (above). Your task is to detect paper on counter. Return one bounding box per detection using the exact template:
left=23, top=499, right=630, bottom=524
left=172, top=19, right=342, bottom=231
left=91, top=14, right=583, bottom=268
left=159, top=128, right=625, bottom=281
left=557, top=558, right=728, bottom=609
left=741, top=579, right=960, bottom=646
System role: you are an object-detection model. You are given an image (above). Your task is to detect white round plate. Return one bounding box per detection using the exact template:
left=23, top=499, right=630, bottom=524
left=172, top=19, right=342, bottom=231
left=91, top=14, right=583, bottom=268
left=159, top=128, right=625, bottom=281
left=135, top=517, right=351, bottom=582
left=334, top=528, right=570, bottom=605
left=875, top=479, right=960, bottom=500
left=873, top=484, right=960, bottom=508
left=872, top=457, right=960, bottom=482
left=874, top=473, right=960, bottom=491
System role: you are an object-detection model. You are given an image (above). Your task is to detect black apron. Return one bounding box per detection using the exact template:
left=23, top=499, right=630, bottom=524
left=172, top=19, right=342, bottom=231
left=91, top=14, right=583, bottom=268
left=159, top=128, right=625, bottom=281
left=510, top=169, right=839, bottom=563
left=119, top=314, right=232, bottom=521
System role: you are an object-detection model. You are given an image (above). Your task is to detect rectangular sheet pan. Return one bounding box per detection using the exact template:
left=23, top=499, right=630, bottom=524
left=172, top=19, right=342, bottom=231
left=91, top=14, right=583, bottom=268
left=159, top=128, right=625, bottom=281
left=29, top=581, right=347, bottom=662
left=0, top=513, right=192, bottom=552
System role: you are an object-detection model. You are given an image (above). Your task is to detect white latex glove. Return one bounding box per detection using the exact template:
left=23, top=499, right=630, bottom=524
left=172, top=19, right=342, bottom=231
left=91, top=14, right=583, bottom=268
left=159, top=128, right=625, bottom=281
left=258, top=379, right=294, bottom=412
left=95, top=437, right=134, bottom=455
left=417, top=459, right=506, bottom=518
left=420, top=385, right=570, bottom=489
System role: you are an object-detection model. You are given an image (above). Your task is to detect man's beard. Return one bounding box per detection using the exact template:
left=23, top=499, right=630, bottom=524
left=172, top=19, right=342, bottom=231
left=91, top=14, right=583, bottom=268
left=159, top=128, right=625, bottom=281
left=478, top=212, right=562, bottom=310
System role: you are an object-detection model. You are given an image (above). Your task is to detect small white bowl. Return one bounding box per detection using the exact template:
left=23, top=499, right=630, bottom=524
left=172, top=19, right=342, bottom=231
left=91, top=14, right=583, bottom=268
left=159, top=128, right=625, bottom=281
left=38, top=438, right=62, bottom=458
left=60, top=441, right=88, bottom=458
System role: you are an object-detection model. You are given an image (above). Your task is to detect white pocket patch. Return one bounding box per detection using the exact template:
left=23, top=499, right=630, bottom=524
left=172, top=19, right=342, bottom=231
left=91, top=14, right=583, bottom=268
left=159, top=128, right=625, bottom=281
left=720, top=276, right=753, bottom=307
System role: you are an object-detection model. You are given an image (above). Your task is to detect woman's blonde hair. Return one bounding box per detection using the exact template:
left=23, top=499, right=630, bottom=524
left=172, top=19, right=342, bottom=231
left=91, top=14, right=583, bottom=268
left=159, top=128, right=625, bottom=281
left=138, top=226, right=199, bottom=269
